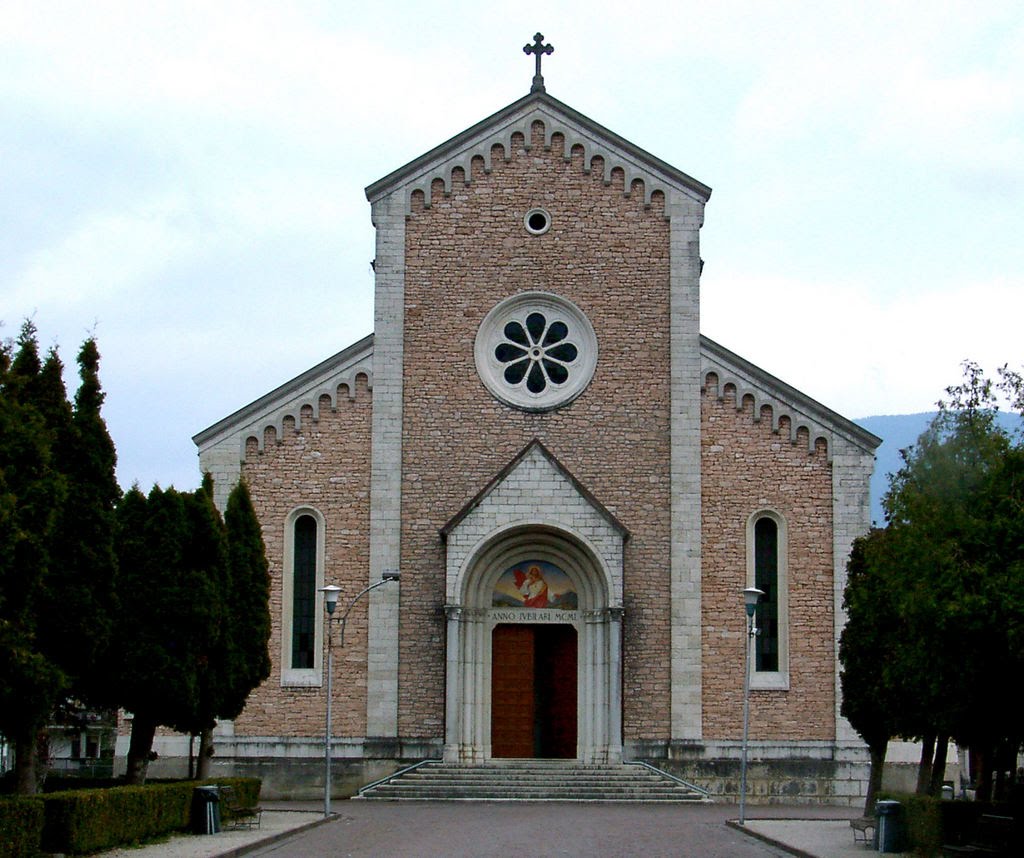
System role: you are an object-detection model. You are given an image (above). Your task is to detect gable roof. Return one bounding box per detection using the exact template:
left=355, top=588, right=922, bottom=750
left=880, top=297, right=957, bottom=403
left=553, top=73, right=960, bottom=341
left=440, top=438, right=630, bottom=541
left=365, top=90, right=712, bottom=213
left=700, top=335, right=882, bottom=456
left=192, top=333, right=373, bottom=453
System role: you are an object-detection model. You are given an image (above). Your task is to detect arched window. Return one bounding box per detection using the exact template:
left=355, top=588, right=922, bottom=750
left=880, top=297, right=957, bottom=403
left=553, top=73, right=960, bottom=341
left=291, top=515, right=318, bottom=669
left=753, top=517, right=779, bottom=672
left=747, top=510, right=789, bottom=689
left=282, top=508, right=325, bottom=686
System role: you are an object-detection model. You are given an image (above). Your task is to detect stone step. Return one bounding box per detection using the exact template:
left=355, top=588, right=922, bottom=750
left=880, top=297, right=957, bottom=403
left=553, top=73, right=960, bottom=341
left=357, top=762, right=708, bottom=802
left=368, top=785, right=700, bottom=796
left=366, top=792, right=703, bottom=802
left=380, top=776, right=693, bottom=789
left=397, top=774, right=679, bottom=787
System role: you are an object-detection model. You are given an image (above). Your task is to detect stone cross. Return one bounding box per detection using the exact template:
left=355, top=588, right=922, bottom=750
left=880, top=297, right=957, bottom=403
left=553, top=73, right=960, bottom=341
left=523, top=33, right=554, bottom=93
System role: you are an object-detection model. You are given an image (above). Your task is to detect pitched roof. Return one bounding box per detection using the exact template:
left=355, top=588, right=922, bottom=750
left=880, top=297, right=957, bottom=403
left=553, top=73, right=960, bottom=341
left=192, top=333, right=373, bottom=451
left=700, top=335, right=882, bottom=455
left=365, top=90, right=711, bottom=210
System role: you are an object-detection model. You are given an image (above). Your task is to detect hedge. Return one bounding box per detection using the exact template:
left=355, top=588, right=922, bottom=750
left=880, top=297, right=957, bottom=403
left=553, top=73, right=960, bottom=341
left=0, top=798, right=45, bottom=858
left=893, top=793, right=944, bottom=854
left=39, top=777, right=261, bottom=855
left=877, top=792, right=1019, bottom=856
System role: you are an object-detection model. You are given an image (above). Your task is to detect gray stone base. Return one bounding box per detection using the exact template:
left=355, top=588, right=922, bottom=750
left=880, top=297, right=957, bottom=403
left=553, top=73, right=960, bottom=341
left=130, top=735, right=869, bottom=803
left=201, top=736, right=444, bottom=800
left=627, top=739, right=870, bottom=807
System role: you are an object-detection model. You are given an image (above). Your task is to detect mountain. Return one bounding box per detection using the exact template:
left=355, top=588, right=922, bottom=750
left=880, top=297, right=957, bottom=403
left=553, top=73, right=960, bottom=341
left=855, top=411, right=1024, bottom=527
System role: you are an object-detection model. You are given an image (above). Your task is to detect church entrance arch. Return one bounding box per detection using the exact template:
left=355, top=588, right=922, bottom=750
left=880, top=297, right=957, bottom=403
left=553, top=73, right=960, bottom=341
left=443, top=527, right=623, bottom=765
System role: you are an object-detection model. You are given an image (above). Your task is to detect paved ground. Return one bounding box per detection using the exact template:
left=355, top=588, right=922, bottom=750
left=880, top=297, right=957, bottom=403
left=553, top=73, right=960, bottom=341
left=97, top=800, right=914, bottom=858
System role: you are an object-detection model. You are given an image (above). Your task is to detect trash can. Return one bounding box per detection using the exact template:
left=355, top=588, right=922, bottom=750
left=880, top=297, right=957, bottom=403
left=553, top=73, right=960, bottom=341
left=875, top=799, right=903, bottom=853
left=192, top=785, right=221, bottom=834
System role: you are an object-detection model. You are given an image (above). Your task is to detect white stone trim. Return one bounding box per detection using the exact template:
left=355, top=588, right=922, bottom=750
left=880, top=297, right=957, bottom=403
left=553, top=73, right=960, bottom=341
left=444, top=445, right=624, bottom=606
left=830, top=438, right=875, bottom=741
left=668, top=190, right=705, bottom=740
left=441, top=445, right=626, bottom=765
left=366, top=193, right=405, bottom=737
left=474, top=291, right=597, bottom=413
left=523, top=207, right=552, bottom=235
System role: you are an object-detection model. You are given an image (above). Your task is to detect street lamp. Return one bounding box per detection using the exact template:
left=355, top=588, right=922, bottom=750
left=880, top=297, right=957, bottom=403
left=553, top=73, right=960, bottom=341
left=319, top=571, right=400, bottom=817
left=739, top=586, right=764, bottom=826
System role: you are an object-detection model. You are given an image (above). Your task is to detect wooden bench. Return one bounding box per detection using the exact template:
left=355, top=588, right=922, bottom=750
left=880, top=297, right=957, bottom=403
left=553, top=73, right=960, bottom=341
left=220, top=786, right=264, bottom=831
left=942, top=814, right=1014, bottom=857
left=850, top=816, right=876, bottom=844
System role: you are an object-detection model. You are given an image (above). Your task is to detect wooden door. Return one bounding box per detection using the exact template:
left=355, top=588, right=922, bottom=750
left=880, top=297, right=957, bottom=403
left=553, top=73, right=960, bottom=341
left=491, top=624, right=578, bottom=758
left=535, top=624, right=578, bottom=758
left=491, top=624, right=535, bottom=757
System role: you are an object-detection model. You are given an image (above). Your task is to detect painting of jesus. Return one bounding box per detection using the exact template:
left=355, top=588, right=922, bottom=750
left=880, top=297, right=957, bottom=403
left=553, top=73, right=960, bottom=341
left=492, top=561, right=577, bottom=609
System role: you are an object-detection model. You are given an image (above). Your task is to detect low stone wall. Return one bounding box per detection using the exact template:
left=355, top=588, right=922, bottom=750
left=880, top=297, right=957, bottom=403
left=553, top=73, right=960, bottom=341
left=630, top=739, right=870, bottom=807
left=116, top=734, right=870, bottom=803
left=201, top=736, right=443, bottom=800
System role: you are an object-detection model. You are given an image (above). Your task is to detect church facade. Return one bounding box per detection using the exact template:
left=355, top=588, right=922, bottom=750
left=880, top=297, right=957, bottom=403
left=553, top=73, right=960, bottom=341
left=193, top=63, right=879, bottom=802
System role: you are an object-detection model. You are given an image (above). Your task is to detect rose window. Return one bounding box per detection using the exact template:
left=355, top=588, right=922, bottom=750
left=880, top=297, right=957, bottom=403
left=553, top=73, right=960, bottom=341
left=495, top=312, right=579, bottom=394
left=475, top=292, right=597, bottom=412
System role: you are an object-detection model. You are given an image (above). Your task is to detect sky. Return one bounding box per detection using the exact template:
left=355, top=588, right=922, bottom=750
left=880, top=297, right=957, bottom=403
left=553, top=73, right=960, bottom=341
left=3, top=1, right=1022, bottom=492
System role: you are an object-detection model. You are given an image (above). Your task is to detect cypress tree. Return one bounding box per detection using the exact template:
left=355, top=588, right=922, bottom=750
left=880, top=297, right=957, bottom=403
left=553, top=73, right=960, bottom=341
left=116, top=486, right=199, bottom=784
left=220, top=478, right=271, bottom=720
left=0, top=324, right=68, bottom=793
left=114, top=481, right=239, bottom=783
left=175, top=477, right=230, bottom=778
left=36, top=338, right=119, bottom=703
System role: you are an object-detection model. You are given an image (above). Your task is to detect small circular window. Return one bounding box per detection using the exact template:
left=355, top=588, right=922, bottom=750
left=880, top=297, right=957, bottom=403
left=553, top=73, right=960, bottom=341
left=524, top=208, right=551, bottom=235
left=475, top=292, right=597, bottom=412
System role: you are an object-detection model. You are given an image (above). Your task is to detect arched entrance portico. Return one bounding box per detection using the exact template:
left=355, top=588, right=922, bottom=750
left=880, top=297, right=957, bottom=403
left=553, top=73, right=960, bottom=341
left=443, top=526, right=623, bottom=764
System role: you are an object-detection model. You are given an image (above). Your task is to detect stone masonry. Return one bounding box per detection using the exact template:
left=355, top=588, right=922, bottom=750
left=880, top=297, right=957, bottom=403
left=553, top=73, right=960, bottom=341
left=190, top=85, right=880, bottom=801
left=398, top=122, right=673, bottom=740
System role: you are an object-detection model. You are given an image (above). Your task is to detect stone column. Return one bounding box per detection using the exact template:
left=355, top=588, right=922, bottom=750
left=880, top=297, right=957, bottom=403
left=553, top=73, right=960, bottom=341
left=608, top=606, right=624, bottom=763
left=443, top=605, right=463, bottom=763
left=668, top=191, right=705, bottom=740
left=367, top=193, right=406, bottom=738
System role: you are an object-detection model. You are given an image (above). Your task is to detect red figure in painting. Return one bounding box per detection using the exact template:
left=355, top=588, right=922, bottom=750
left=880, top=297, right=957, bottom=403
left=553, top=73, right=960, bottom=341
left=513, top=565, right=550, bottom=608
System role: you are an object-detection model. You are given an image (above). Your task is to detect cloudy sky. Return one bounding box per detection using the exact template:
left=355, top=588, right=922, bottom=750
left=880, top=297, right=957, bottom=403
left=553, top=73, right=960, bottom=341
left=3, top=1, right=1021, bottom=491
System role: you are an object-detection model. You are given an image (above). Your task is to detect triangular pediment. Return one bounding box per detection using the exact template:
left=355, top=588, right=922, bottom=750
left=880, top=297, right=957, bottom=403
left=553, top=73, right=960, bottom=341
left=441, top=439, right=629, bottom=541
left=365, top=91, right=711, bottom=216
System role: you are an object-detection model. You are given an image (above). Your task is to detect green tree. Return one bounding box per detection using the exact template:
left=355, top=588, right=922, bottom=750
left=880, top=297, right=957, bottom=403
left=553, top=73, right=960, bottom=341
left=112, top=479, right=263, bottom=784
left=0, top=323, right=68, bottom=793
left=173, top=477, right=271, bottom=780
left=37, top=338, right=119, bottom=705
left=115, top=485, right=199, bottom=784
left=878, top=361, right=1024, bottom=798
left=840, top=529, right=902, bottom=814
left=220, top=478, right=271, bottom=721
left=173, top=477, right=230, bottom=779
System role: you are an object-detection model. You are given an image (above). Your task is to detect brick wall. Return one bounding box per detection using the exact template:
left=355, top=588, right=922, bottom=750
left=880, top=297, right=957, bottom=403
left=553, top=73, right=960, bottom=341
left=232, top=375, right=373, bottom=738
left=399, top=121, right=675, bottom=741
left=700, top=377, right=836, bottom=740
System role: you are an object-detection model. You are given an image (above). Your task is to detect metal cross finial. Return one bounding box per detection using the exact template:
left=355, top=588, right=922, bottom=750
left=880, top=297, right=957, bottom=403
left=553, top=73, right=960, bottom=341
left=523, top=33, right=554, bottom=93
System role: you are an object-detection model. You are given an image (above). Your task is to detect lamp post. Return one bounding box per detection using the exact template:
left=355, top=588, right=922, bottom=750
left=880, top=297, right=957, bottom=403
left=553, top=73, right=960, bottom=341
left=319, top=570, right=400, bottom=818
left=739, top=586, right=764, bottom=826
